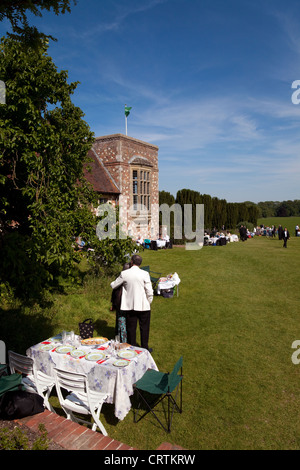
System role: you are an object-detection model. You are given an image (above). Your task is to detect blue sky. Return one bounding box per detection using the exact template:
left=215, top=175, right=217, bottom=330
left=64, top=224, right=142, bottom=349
left=1, top=0, right=300, bottom=203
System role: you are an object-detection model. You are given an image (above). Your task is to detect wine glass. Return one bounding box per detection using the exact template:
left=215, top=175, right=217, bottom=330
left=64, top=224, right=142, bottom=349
left=115, top=335, right=120, bottom=354
left=109, top=340, right=115, bottom=357
left=62, top=330, right=67, bottom=344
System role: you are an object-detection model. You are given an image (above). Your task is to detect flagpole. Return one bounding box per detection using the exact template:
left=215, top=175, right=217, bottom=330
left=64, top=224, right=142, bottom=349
left=125, top=104, right=131, bottom=136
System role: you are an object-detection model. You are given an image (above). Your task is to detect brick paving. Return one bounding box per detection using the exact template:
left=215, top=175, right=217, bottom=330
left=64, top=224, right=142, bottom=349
left=15, top=410, right=184, bottom=451
left=15, top=410, right=136, bottom=450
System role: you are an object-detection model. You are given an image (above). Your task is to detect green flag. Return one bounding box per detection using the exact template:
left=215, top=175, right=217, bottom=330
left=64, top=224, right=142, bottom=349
left=125, top=105, right=132, bottom=117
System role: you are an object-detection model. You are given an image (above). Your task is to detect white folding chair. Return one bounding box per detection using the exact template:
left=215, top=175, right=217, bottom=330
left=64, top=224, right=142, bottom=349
left=0, top=340, right=6, bottom=365
left=54, top=367, right=108, bottom=435
left=0, top=340, right=7, bottom=377
left=8, top=350, right=55, bottom=413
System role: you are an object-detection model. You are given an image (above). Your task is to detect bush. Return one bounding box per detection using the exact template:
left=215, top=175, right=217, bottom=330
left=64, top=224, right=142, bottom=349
left=236, top=221, right=254, bottom=232
left=0, top=423, right=50, bottom=450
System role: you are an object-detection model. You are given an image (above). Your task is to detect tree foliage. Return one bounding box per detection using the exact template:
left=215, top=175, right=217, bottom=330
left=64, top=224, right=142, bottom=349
left=159, top=188, right=260, bottom=240
left=160, top=187, right=300, bottom=239
left=0, top=37, right=137, bottom=301
left=0, top=36, right=97, bottom=298
left=0, top=0, right=77, bottom=34
left=256, top=200, right=300, bottom=218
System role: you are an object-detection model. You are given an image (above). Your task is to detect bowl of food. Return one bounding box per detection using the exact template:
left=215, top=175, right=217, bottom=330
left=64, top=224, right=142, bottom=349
left=80, top=337, right=108, bottom=346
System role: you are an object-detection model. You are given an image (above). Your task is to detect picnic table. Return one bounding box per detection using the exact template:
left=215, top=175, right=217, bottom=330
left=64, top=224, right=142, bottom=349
left=156, top=272, right=181, bottom=297
left=26, top=334, right=158, bottom=421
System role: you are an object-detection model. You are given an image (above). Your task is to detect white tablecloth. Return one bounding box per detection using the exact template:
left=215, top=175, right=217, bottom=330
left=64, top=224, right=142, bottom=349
left=27, top=337, right=158, bottom=421
left=157, top=279, right=176, bottom=294
left=156, top=272, right=180, bottom=295
left=155, top=239, right=166, bottom=248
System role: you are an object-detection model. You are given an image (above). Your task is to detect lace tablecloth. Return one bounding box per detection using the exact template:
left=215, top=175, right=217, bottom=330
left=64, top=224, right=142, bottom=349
left=27, top=337, right=158, bottom=421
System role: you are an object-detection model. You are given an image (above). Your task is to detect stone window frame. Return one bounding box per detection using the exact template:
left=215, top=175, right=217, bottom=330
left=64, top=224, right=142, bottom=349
left=131, top=165, right=152, bottom=213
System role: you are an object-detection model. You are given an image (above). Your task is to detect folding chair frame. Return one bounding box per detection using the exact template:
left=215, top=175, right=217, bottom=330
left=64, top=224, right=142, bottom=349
left=140, top=265, right=162, bottom=289
left=133, top=364, right=183, bottom=433
left=8, top=350, right=55, bottom=413
left=54, top=368, right=108, bottom=436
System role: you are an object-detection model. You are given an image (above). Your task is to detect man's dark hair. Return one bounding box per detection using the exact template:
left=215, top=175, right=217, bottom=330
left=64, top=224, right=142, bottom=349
left=131, top=254, right=142, bottom=266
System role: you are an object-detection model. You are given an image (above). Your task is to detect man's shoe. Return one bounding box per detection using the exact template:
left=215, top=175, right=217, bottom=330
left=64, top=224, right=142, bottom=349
left=147, top=348, right=153, bottom=353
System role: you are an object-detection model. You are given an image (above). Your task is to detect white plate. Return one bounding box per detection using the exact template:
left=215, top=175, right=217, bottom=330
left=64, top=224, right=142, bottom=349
left=47, top=336, right=62, bottom=343
left=85, top=352, right=106, bottom=361
left=118, top=350, right=138, bottom=359
left=113, top=359, right=130, bottom=367
left=39, top=343, right=54, bottom=351
left=70, top=349, right=86, bottom=358
left=55, top=345, right=74, bottom=354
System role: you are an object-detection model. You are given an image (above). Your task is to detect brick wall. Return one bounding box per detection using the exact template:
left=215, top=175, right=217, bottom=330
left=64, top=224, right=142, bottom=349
left=92, top=134, right=159, bottom=240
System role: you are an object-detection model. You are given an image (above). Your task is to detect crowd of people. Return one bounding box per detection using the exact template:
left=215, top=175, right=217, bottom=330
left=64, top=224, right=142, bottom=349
left=204, top=223, right=299, bottom=248
left=135, top=233, right=172, bottom=250
left=239, top=223, right=300, bottom=248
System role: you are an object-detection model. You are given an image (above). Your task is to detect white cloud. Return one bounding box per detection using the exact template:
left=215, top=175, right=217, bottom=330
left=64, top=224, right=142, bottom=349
left=79, top=0, right=169, bottom=38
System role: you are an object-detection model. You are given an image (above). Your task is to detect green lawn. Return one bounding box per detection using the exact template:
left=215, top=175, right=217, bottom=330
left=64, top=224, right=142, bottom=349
left=1, top=233, right=300, bottom=449
left=257, top=216, right=300, bottom=235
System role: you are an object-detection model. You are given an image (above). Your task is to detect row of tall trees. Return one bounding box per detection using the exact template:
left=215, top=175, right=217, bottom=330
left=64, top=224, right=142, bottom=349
left=257, top=200, right=300, bottom=218
left=159, top=189, right=259, bottom=235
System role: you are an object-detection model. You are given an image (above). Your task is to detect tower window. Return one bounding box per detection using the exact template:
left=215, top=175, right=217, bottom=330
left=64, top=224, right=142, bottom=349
left=132, top=168, right=151, bottom=211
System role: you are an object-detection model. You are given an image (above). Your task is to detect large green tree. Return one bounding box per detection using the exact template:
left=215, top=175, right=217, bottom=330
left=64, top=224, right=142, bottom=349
left=0, top=36, right=98, bottom=298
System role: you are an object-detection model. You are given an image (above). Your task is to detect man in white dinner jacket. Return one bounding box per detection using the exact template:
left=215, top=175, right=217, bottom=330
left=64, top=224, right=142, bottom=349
left=110, top=254, right=153, bottom=351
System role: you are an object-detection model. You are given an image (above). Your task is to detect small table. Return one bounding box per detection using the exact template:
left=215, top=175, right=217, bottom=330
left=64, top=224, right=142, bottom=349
left=156, top=239, right=166, bottom=249
left=27, top=335, right=158, bottom=421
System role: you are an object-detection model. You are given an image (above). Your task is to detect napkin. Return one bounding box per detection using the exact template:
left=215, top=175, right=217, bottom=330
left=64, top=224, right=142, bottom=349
left=97, top=358, right=108, bottom=364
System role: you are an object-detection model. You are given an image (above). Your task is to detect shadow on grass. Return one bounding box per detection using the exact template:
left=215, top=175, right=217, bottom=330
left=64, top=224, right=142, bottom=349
left=0, top=305, right=56, bottom=356
left=93, top=318, right=115, bottom=341
left=49, top=389, right=169, bottom=433
left=0, top=263, right=103, bottom=356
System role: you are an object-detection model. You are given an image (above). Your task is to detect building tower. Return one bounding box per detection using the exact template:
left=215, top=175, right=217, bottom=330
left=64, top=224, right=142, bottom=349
left=85, top=134, right=159, bottom=240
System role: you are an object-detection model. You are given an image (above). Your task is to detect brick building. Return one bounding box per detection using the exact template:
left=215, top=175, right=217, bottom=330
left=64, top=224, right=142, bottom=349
left=85, top=134, right=159, bottom=240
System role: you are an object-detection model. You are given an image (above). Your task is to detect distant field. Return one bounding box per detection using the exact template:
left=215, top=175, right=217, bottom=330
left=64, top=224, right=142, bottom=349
left=257, top=216, right=300, bottom=236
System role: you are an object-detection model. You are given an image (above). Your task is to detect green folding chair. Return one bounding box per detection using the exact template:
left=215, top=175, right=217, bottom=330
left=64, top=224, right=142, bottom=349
left=140, top=265, right=162, bottom=289
left=133, top=356, right=183, bottom=432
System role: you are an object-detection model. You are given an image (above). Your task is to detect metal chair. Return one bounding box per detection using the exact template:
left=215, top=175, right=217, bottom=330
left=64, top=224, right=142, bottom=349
left=8, top=350, right=55, bottom=412
left=140, top=265, right=162, bottom=289
left=54, top=367, right=108, bottom=435
left=133, top=356, right=183, bottom=432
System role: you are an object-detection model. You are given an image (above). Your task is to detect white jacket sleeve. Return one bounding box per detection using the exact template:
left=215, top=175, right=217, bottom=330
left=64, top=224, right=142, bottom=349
left=110, top=273, right=124, bottom=290
left=144, top=273, right=153, bottom=304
